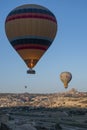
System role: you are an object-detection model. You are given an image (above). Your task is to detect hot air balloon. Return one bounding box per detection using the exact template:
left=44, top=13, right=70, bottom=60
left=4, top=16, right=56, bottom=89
left=60, top=72, right=72, bottom=88
left=25, top=86, right=27, bottom=89
left=5, top=4, right=57, bottom=74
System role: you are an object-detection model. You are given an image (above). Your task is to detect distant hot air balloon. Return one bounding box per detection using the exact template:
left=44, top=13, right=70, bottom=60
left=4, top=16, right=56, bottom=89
left=25, top=86, right=27, bottom=89
left=5, top=4, right=57, bottom=74
left=60, top=72, right=72, bottom=88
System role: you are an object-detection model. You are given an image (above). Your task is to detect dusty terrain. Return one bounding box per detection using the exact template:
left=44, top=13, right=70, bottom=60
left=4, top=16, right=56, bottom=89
left=0, top=88, right=87, bottom=130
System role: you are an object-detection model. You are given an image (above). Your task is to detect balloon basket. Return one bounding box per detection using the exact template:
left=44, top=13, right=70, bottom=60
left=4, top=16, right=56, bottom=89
left=27, top=69, right=36, bottom=74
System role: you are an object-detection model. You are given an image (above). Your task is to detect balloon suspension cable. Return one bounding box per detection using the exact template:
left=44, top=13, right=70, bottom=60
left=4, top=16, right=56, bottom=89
left=27, top=69, right=36, bottom=74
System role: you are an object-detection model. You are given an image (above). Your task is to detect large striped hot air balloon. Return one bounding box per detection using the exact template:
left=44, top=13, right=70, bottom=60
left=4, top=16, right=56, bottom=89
left=5, top=4, right=57, bottom=74
left=60, top=72, right=72, bottom=88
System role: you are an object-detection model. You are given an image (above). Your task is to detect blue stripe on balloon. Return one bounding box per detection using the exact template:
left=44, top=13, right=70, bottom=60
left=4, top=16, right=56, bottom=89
left=10, top=36, right=53, bottom=43
left=11, top=38, right=51, bottom=46
left=8, top=8, right=55, bottom=18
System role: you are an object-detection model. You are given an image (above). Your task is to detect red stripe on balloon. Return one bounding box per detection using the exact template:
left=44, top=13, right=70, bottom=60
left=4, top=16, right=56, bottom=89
left=15, top=46, right=48, bottom=51
left=6, top=13, right=57, bottom=23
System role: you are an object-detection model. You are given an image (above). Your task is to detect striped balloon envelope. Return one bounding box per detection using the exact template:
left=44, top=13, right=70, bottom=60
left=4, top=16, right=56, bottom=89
left=5, top=4, right=57, bottom=74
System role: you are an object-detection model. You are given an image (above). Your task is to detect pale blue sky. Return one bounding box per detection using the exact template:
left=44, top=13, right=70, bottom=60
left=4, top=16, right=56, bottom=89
left=0, top=0, right=87, bottom=93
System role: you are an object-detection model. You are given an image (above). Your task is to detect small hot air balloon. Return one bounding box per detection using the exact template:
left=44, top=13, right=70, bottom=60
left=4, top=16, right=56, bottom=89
left=5, top=4, right=57, bottom=74
left=60, top=72, right=72, bottom=88
left=25, top=86, right=27, bottom=89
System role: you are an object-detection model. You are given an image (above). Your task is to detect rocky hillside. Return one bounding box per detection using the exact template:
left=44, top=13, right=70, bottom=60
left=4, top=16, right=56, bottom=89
left=0, top=88, right=87, bottom=108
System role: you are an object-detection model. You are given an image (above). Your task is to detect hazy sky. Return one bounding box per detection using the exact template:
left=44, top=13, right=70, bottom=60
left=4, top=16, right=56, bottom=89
left=0, top=0, right=87, bottom=93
